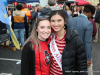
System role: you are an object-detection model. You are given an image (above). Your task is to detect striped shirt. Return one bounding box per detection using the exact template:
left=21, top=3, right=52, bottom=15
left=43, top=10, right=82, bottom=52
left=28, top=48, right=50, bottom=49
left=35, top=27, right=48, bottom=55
left=50, top=32, right=66, bottom=75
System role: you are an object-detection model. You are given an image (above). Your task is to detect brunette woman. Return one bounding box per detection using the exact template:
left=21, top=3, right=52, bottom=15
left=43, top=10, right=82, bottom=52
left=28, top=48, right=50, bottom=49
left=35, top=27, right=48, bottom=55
left=49, top=10, right=87, bottom=75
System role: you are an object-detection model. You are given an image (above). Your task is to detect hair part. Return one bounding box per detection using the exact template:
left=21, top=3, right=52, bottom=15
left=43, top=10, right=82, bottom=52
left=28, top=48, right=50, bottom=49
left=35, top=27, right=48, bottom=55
left=83, top=4, right=95, bottom=14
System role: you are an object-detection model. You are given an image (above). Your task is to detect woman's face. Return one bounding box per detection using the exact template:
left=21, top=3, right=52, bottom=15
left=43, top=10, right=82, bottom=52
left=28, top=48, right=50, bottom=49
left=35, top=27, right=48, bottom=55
left=50, top=14, right=65, bottom=33
left=74, top=7, right=77, bottom=11
left=37, top=20, right=51, bottom=41
left=8, top=11, right=11, bottom=16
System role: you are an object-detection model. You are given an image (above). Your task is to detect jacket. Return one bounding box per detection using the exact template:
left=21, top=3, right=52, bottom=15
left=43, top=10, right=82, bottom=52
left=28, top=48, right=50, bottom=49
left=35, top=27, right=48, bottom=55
left=89, top=18, right=97, bottom=37
left=22, top=8, right=31, bottom=22
left=30, top=11, right=38, bottom=29
left=21, top=40, right=50, bottom=75
left=68, top=15, right=93, bottom=60
left=11, top=10, right=27, bottom=29
left=62, top=26, right=87, bottom=75
left=95, top=9, right=100, bottom=23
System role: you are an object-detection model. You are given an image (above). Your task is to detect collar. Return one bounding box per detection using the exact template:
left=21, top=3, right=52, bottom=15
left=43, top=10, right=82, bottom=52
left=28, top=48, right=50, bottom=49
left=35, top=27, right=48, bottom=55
left=81, top=14, right=88, bottom=19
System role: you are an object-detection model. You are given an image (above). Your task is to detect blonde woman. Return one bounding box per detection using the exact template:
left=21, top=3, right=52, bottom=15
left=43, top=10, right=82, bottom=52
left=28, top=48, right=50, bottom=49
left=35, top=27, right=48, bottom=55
left=21, top=16, right=52, bottom=75
left=65, top=5, right=72, bottom=16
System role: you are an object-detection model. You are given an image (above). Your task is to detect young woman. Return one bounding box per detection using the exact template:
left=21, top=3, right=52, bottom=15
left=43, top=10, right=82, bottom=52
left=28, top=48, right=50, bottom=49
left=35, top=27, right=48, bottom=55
left=49, top=10, right=87, bottom=75
left=21, top=17, right=51, bottom=75
left=72, top=6, right=80, bottom=17
left=7, top=10, right=12, bottom=25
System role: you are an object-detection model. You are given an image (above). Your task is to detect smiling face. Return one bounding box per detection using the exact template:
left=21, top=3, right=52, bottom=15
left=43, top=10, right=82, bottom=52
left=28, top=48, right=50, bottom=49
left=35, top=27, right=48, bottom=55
left=37, top=20, right=51, bottom=41
left=50, top=14, right=65, bottom=33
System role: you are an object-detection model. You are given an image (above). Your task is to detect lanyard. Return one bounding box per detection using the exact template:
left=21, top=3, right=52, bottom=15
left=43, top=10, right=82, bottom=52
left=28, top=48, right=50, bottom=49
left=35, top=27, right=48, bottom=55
left=81, top=14, right=88, bottom=19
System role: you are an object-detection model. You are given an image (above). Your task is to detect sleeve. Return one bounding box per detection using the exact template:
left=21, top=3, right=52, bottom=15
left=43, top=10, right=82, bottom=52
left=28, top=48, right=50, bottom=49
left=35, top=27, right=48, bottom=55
left=26, top=9, right=31, bottom=17
left=75, top=36, right=87, bottom=75
left=93, top=20, right=97, bottom=37
left=21, top=41, right=31, bottom=75
left=95, top=10, right=99, bottom=22
left=89, top=19, right=97, bottom=37
left=31, top=11, right=38, bottom=19
left=84, top=22, right=93, bottom=60
left=24, top=14, right=27, bottom=23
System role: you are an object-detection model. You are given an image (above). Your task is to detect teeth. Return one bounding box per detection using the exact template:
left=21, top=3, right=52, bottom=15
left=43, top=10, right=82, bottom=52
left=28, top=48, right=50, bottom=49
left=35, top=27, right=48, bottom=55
left=54, top=27, right=59, bottom=28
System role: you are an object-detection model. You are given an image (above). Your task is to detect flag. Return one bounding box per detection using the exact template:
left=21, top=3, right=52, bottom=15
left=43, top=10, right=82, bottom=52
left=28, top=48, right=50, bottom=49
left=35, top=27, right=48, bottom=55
left=0, top=0, right=20, bottom=50
left=3, top=0, right=8, bottom=6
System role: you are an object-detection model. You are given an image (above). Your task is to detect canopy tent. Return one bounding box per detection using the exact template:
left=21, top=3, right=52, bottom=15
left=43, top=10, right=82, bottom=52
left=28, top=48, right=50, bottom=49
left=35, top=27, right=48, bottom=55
left=58, top=1, right=78, bottom=7
left=75, top=0, right=91, bottom=5
left=7, top=0, right=39, bottom=3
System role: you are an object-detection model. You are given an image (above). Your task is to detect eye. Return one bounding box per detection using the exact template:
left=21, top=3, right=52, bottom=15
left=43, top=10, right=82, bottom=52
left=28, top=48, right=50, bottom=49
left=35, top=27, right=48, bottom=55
left=58, top=19, right=62, bottom=22
left=41, top=26, right=44, bottom=29
left=47, top=26, right=51, bottom=29
left=51, top=20, right=55, bottom=22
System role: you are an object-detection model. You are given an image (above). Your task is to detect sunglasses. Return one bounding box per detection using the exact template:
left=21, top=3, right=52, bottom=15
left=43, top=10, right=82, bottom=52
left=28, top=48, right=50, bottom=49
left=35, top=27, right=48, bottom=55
left=37, top=16, right=49, bottom=19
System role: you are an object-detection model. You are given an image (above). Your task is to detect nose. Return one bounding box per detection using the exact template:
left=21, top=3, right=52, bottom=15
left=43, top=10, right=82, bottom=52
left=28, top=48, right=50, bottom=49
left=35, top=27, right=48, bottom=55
left=45, top=28, right=49, bottom=33
left=54, top=21, right=58, bottom=26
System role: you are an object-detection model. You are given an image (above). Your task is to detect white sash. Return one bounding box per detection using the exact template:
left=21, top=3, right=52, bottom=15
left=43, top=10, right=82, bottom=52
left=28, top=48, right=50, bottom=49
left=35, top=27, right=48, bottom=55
left=50, top=35, right=62, bottom=70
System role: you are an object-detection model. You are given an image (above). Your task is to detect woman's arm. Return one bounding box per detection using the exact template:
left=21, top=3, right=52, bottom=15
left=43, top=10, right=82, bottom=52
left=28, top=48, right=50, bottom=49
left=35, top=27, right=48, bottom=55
left=21, top=41, right=31, bottom=75
left=75, top=36, right=87, bottom=75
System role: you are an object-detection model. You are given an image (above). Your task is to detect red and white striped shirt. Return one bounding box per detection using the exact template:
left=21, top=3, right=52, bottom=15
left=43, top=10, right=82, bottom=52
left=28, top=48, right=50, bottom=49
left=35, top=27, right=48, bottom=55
left=50, top=32, right=66, bottom=75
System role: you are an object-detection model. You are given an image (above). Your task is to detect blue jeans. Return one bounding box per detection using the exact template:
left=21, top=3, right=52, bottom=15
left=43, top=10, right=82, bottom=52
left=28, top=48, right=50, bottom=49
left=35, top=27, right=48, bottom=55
left=13, top=28, right=25, bottom=47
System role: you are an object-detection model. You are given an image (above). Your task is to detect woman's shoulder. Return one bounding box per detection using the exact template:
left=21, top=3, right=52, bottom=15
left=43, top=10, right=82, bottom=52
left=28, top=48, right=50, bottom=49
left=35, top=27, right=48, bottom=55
left=23, top=41, right=33, bottom=52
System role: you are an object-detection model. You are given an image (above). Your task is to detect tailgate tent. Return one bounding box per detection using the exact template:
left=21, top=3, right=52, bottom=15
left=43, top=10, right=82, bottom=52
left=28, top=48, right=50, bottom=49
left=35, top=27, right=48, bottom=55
left=75, top=0, right=91, bottom=5
left=7, top=0, right=39, bottom=3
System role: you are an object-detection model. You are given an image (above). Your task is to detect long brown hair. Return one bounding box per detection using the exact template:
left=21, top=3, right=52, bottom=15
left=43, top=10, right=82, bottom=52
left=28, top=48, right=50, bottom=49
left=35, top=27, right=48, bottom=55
left=24, top=17, right=50, bottom=50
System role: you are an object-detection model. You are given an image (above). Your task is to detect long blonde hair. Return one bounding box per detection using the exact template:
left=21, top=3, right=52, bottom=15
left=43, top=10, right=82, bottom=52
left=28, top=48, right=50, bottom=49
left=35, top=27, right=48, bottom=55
left=24, top=17, right=50, bottom=50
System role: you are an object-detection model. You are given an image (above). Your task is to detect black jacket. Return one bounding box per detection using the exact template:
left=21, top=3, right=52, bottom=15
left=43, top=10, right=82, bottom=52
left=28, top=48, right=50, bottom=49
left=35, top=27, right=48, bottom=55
left=62, top=26, right=87, bottom=75
left=21, top=41, right=35, bottom=75
left=21, top=26, right=87, bottom=75
left=31, top=11, right=38, bottom=28
left=95, top=9, right=100, bottom=23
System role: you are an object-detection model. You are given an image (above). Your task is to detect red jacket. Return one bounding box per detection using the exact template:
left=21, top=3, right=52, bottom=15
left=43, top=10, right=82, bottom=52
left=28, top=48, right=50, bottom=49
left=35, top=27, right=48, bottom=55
left=89, top=18, right=97, bottom=37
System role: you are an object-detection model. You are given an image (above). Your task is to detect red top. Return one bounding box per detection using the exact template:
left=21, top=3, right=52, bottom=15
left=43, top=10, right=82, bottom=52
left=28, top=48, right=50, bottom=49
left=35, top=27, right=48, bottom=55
left=34, top=40, right=51, bottom=75
left=29, top=11, right=33, bottom=20
left=50, top=32, right=66, bottom=75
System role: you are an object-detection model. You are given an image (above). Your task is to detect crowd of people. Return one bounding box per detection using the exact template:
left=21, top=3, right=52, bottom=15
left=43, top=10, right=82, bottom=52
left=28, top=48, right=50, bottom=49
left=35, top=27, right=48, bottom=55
left=1, top=0, right=100, bottom=75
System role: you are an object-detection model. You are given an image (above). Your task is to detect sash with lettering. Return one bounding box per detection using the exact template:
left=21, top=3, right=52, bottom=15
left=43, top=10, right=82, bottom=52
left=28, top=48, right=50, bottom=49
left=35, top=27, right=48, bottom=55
left=50, top=34, right=62, bottom=70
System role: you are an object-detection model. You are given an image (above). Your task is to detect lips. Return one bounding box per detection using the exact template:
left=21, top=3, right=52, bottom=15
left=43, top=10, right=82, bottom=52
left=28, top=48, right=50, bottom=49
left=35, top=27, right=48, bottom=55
left=43, top=33, right=50, bottom=36
left=54, top=26, right=59, bottom=29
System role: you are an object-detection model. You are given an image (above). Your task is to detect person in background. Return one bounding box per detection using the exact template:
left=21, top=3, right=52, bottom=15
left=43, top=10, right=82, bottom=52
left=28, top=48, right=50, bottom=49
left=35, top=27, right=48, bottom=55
left=72, top=6, right=80, bottom=17
left=36, top=4, right=41, bottom=16
left=89, top=16, right=97, bottom=37
left=7, top=10, right=12, bottom=25
left=21, top=17, right=51, bottom=75
left=28, top=7, right=34, bottom=31
left=94, top=3, right=100, bottom=42
left=77, top=6, right=80, bottom=11
left=68, top=4, right=95, bottom=75
left=31, top=6, right=38, bottom=32
left=7, top=10, right=12, bottom=44
left=64, top=5, right=72, bottom=17
left=79, top=6, right=84, bottom=14
left=11, top=4, right=27, bottom=51
left=21, top=2, right=31, bottom=39
left=49, top=9, right=87, bottom=75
